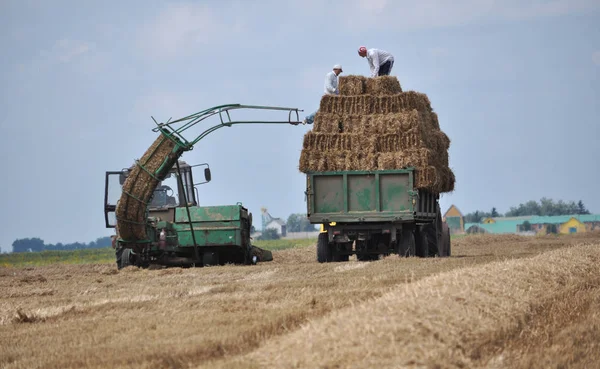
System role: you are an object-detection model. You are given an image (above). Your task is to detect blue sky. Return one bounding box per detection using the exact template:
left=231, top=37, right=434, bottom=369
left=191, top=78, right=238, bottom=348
left=1, top=0, right=599, bottom=252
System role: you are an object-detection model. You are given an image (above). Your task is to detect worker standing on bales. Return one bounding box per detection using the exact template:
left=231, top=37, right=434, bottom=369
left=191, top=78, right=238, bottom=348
left=358, top=46, right=394, bottom=77
left=302, top=64, right=343, bottom=125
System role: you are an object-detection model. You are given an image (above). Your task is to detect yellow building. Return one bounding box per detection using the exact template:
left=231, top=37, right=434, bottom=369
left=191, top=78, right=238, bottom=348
left=559, top=217, right=586, bottom=234
left=529, top=216, right=588, bottom=235
left=443, top=205, right=464, bottom=234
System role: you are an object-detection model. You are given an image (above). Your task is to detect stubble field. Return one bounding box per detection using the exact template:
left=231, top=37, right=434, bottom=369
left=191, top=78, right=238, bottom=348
left=1, top=233, right=599, bottom=369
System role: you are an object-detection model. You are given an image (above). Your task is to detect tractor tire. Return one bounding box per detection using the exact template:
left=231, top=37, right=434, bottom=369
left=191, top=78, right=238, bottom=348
left=317, top=233, right=334, bottom=263
left=115, top=247, right=123, bottom=269
left=118, top=248, right=135, bottom=270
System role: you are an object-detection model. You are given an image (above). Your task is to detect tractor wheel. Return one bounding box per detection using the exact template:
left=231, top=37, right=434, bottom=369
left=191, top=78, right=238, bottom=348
left=317, top=233, right=334, bottom=263
left=118, top=248, right=135, bottom=270
left=115, top=247, right=123, bottom=269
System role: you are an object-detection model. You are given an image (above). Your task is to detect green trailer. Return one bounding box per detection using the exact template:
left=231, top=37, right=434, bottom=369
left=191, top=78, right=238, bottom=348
left=305, top=168, right=451, bottom=262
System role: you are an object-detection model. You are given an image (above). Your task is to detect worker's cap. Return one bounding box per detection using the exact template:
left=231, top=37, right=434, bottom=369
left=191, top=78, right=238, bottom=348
left=333, top=64, right=343, bottom=72
left=358, top=46, right=367, bottom=54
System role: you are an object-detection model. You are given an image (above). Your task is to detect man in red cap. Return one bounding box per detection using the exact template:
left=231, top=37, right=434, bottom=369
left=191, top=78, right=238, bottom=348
left=358, top=46, right=394, bottom=77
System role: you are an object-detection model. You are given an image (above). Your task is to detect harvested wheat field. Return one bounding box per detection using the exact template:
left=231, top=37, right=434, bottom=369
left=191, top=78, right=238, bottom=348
left=2, top=233, right=600, bottom=369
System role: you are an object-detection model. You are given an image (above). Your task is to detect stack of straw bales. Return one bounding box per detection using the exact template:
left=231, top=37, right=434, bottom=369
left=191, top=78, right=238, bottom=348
left=299, top=75, right=454, bottom=193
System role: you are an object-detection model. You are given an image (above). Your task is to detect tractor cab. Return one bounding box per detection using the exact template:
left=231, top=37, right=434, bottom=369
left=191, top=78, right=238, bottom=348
left=104, top=161, right=211, bottom=228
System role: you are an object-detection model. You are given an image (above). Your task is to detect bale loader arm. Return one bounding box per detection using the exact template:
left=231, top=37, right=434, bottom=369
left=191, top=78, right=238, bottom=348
left=115, top=104, right=302, bottom=260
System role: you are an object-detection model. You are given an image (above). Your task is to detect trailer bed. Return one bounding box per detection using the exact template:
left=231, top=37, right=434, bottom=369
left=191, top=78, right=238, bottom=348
left=306, top=169, right=438, bottom=224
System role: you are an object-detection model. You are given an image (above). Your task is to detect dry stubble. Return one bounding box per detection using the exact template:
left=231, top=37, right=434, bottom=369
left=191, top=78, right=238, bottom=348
left=0, top=233, right=599, bottom=369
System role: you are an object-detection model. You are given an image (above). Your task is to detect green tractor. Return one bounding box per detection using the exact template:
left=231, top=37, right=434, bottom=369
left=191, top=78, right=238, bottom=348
left=103, top=104, right=303, bottom=269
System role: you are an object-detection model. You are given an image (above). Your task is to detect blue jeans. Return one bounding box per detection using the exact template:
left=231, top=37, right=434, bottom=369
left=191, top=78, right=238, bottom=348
left=379, top=60, right=394, bottom=76
left=305, top=110, right=317, bottom=124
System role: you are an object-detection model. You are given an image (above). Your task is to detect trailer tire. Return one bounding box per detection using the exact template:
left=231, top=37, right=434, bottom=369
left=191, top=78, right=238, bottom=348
left=335, top=242, right=351, bottom=262
left=421, top=224, right=439, bottom=257
left=415, top=227, right=429, bottom=258
left=440, top=223, right=451, bottom=257
left=397, top=230, right=416, bottom=257
left=317, top=233, right=334, bottom=263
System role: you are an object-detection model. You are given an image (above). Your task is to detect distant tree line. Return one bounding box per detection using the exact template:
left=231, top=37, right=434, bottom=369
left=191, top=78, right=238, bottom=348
left=12, top=237, right=112, bottom=253
left=286, top=213, right=319, bottom=233
left=464, top=198, right=591, bottom=223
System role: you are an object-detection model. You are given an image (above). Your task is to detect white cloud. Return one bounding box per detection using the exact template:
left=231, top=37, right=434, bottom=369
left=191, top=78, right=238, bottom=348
left=17, top=38, right=96, bottom=78
left=40, top=39, right=93, bottom=64
left=340, top=0, right=600, bottom=31
left=428, top=47, right=449, bottom=57
left=593, top=51, right=600, bottom=66
left=137, top=3, right=247, bottom=58
left=131, top=91, right=189, bottom=124
left=499, top=0, right=599, bottom=19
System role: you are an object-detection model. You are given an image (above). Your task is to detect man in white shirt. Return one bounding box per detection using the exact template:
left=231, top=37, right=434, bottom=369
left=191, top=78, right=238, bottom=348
left=302, top=64, right=343, bottom=125
left=358, top=46, right=394, bottom=77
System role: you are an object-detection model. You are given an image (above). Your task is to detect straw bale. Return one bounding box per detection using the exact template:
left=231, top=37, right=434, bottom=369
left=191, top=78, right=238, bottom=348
left=300, top=149, right=454, bottom=193
left=302, top=132, right=380, bottom=153
left=365, top=76, right=402, bottom=95
left=313, top=110, right=436, bottom=135
left=431, top=112, right=440, bottom=130
left=376, top=149, right=446, bottom=170
left=299, top=151, right=379, bottom=172
left=338, top=75, right=366, bottom=96
left=319, top=92, right=433, bottom=115
left=116, top=133, right=181, bottom=241
left=312, top=113, right=367, bottom=133
left=414, top=166, right=455, bottom=193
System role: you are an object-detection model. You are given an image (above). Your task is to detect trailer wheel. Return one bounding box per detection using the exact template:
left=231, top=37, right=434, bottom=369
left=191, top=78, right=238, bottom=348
left=415, top=226, right=429, bottom=258
left=440, top=222, right=451, bottom=257
left=335, top=242, right=351, bottom=262
left=317, top=233, right=334, bottom=263
left=397, top=230, right=416, bottom=257
left=420, top=224, right=439, bottom=257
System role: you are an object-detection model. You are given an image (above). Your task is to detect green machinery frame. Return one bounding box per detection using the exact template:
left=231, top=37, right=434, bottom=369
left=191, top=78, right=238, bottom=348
left=116, top=104, right=303, bottom=255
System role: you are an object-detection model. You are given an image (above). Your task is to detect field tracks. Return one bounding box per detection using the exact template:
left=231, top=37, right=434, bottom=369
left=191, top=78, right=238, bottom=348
left=229, top=242, right=600, bottom=369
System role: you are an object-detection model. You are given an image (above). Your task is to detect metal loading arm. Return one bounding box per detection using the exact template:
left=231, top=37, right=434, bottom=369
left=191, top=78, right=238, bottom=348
left=151, top=104, right=303, bottom=149
left=116, top=104, right=303, bottom=248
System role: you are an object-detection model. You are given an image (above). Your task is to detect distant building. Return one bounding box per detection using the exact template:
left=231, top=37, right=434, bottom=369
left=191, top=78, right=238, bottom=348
left=524, top=215, right=600, bottom=235
left=265, top=218, right=287, bottom=237
left=443, top=205, right=464, bottom=234
left=465, top=214, right=600, bottom=235
left=261, top=207, right=287, bottom=237
left=466, top=216, right=533, bottom=235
